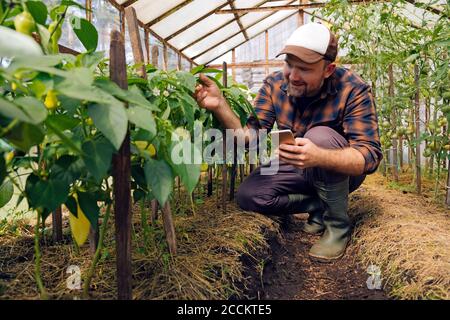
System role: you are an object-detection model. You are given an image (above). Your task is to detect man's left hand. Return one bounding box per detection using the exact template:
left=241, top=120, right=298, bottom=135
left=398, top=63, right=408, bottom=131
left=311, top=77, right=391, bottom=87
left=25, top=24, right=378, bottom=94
left=276, top=138, right=325, bottom=169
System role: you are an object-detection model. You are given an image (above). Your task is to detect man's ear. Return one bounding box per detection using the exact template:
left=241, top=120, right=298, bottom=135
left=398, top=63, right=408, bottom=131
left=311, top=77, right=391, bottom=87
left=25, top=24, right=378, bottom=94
left=324, top=63, right=336, bottom=78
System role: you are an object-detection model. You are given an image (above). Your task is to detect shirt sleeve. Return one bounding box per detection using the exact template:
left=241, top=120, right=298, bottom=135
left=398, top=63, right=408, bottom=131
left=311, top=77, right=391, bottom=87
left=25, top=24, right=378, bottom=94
left=343, top=84, right=383, bottom=174
left=246, top=77, right=276, bottom=131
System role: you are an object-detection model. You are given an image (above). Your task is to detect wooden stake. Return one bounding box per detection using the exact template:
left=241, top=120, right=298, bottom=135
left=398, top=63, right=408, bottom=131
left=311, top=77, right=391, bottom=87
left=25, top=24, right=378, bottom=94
left=414, top=64, right=421, bottom=194
left=51, top=206, right=63, bottom=243
left=161, top=202, right=177, bottom=255
left=388, top=64, right=398, bottom=182
left=125, top=7, right=147, bottom=78
left=151, top=45, right=159, bottom=67
left=239, top=163, right=245, bottom=183
left=151, top=199, right=158, bottom=224
left=110, top=30, right=132, bottom=300
left=222, top=62, right=228, bottom=214
left=88, top=225, right=99, bottom=255
left=207, top=166, right=213, bottom=197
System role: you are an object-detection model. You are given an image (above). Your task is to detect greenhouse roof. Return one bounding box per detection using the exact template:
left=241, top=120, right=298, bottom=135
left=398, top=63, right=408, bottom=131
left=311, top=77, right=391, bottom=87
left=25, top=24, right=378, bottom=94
left=108, top=0, right=448, bottom=66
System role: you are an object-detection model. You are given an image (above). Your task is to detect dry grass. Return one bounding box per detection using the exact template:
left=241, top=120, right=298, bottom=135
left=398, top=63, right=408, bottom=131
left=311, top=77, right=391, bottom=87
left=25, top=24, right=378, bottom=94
left=0, top=194, right=278, bottom=300
left=351, top=173, right=450, bottom=300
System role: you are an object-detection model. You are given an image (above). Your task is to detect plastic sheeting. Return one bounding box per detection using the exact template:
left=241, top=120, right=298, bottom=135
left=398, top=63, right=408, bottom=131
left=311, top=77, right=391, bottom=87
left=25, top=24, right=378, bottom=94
left=107, top=0, right=446, bottom=65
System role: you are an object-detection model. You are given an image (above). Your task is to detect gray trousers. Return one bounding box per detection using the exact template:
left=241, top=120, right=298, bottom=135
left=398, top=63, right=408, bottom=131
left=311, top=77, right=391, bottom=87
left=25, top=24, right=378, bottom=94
left=236, top=126, right=365, bottom=215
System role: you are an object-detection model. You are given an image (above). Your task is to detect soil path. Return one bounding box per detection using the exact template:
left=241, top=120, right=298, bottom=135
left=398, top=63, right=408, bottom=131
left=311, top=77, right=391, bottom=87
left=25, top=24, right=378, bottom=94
left=257, top=178, right=389, bottom=300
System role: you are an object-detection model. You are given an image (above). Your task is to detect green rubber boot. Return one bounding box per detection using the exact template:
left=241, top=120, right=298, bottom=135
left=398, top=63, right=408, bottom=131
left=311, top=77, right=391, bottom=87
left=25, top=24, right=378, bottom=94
left=302, top=207, right=325, bottom=235
left=286, top=193, right=325, bottom=234
left=309, top=178, right=351, bottom=262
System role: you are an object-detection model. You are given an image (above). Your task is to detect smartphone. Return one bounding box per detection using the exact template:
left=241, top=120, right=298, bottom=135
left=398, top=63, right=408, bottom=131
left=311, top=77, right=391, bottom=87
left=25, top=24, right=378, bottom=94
left=270, top=129, right=295, bottom=145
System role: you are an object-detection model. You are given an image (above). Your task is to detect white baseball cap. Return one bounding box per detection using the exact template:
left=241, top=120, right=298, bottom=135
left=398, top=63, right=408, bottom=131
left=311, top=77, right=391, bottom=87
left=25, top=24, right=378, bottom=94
left=277, top=22, right=338, bottom=63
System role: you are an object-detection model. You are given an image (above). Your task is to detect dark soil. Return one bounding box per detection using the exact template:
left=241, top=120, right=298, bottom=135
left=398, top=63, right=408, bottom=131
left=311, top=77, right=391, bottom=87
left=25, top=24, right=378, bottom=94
left=242, top=209, right=389, bottom=300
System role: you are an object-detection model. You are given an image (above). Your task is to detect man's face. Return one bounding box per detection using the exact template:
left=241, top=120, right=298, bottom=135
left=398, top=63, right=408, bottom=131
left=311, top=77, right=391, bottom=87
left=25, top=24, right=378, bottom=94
left=283, top=54, right=335, bottom=98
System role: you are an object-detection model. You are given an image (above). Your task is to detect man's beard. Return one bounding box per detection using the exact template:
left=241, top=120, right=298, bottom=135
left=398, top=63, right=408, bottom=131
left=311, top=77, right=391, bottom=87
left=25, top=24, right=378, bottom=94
left=287, top=83, right=307, bottom=97
left=286, top=79, right=324, bottom=98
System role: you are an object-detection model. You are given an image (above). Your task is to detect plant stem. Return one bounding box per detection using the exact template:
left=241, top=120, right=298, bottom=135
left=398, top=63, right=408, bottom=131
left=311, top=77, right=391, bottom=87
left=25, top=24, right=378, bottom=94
left=34, top=209, right=48, bottom=300
left=190, top=193, right=196, bottom=216
left=0, top=6, right=11, bottom=25
left=140, top=199, right=150, bottom=249
left=82, top=203, right=111, bottom=299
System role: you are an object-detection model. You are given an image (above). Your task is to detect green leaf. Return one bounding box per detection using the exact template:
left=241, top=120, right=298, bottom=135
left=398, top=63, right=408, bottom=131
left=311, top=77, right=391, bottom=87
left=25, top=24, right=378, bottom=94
left=170, top=130, right=201, bottom=194
left=65, top=195, right=77, bottom=217
left=176, top=71, right=196, bottom=92
left=36, top=23, right=51, bottom=55
left=127, top=105, right=156, bottom=136
left=88, top=103, right=128, bottom=150
left=179, top=95, right=196, bottom=130
left=0, top=98, right=39, bottom=124
left=81, top=138, right=115, bottom=182
left=0, top=26, right=43, bottom=57
left=45, top=120, right=82, bottom=154
left=7, top=55, right=67, bottom=75
left=94, top=80, right=158, bottom=111
left=77, top=191, right=99, bottom=230
left=71, top=17, right=98, bottom=52
left=4, top=122, right=44, bottom=151
left=46, top=114, right=79, bottom=132
left=49, top=155, right=83, bottom=186
left=173, top=156, right=200, bottom=196
left=14, top=96, right=48, bottom=124
left=190, top=65, right=205, bottom=75
left=404, top=53, right=419, bottom=64
left=127, top=85, right=159, bottom=111
left=26, top=1, right=48, bottom=25
left=144, top=158, right=173, bottom=206
left=61, top=0, right=87, bottom=10
left=56, top=82, right=120, bottom=105
left=0, top=156, right=5, bottom=186
left=0, top=179, right=14, bottom=208
left=25, top=173, right=69, bottom=215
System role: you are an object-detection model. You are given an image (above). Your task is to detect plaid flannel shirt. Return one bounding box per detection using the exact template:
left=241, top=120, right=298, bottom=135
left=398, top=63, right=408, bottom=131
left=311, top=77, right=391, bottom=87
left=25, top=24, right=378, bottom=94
left=246, top=67, right=382, bottom=174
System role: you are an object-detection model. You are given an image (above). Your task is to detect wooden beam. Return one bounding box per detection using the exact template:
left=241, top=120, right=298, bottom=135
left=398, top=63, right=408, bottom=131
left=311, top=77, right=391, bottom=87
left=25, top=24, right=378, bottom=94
left=231, top=49, right=236, bottom=80
left=204, top=10, right=298, bottom=65
left=215, top=0, right=384, bottom=14
left=110, top=29, right=132, bottom=301
left=298, top=0, right=304, bottom=26
left=178, top=53, right=183, bottom=70
left=151, top=45, right=159, bottom=67
left=125, top=6, right=147, bottom=78
left=144, top=0, right=194, bottom=27
left=86, top=0, right=92, bottom=22
left=163, top=43, right=168, bottom=70
left=227, top=0, right=249, bottom=41
left=139, top=20, right=197, bottom=65
left=107, top=0, right=123, bottom=12
left=144, top=29, right=150, bottom=63
left=180, top=0, right=272, bottom=52
left=164, top=2, right=229, bottom=42
left=265, top=30, right=269, bottom=76
left=121, top=0, right=138, bottom=8
left=209, top=60, right=284, bottom=69
left=192, top=0, right=296, bottom=60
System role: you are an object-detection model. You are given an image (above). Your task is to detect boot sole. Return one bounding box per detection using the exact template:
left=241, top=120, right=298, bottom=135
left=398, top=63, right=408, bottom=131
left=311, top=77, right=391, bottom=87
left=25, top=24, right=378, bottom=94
left=308, top=250, right=346, bottom=263
left=301, top=228, right=325, bottom=236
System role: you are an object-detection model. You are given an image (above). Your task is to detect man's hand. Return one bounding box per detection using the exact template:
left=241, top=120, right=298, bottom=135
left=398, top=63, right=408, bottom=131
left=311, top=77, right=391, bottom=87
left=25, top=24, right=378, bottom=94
left=194, top=74, right=225, bottom=112
left=277, top=138, right=325, bottom=169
